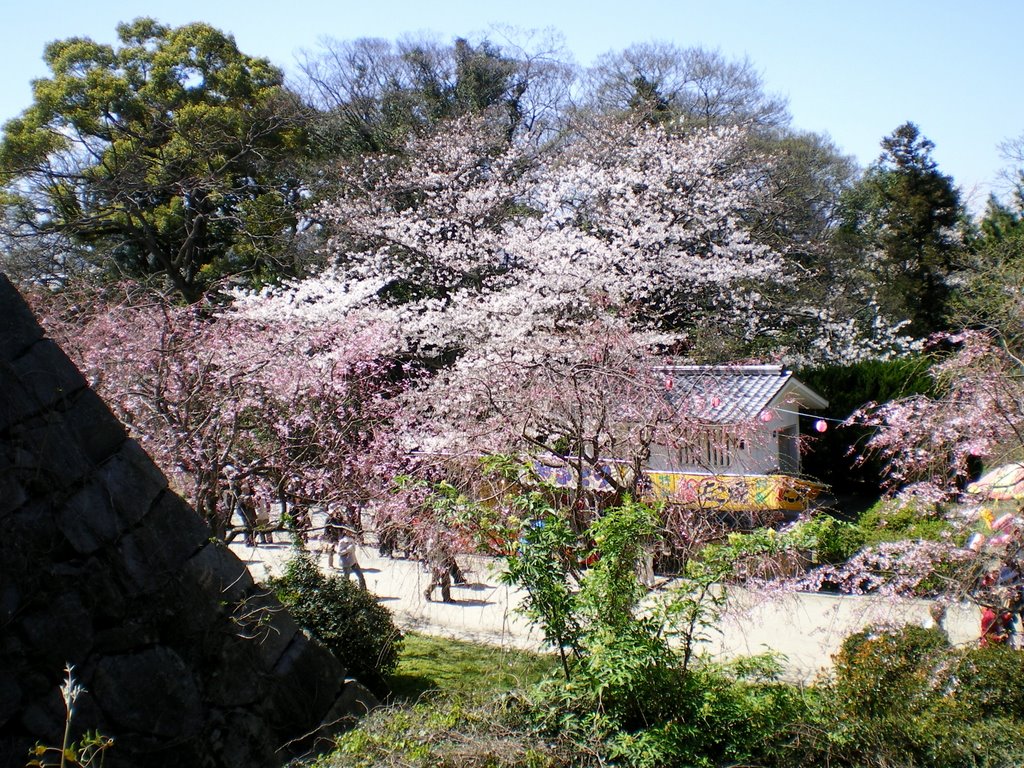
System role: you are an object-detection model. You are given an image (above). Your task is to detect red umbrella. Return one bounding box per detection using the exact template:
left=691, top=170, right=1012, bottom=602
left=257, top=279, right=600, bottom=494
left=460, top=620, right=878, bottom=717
left=967, top=462, right=1024, bottom=500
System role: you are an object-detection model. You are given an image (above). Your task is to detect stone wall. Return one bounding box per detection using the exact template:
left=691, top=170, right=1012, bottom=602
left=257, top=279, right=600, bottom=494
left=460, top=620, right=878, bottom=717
left=0, top=274, right=374, bottom=768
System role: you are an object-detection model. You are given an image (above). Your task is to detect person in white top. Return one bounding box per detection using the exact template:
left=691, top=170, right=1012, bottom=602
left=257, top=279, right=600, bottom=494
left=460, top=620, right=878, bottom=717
left=335, top=529, right=367, bottom=590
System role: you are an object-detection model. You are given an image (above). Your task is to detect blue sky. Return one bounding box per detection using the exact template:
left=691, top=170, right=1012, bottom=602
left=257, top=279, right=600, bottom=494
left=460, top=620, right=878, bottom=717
left=2, top=0, right=1020, bottom=212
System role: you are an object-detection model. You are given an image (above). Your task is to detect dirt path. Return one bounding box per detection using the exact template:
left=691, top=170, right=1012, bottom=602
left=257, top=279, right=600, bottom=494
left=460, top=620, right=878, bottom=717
left=230, top=536, right=982, bottom=684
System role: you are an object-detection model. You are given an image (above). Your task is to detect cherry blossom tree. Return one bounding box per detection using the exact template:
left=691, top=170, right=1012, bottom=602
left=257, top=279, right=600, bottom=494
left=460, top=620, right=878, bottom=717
left=363, top=319, right=772, bottom=556
left=837, top=331, right=1024, bottom=636
left=225, top=114, right=890, bottom=549
left=236, top=115, right=790, bottom=361
left=239, top=113, right=915, bottom=371
left=853, top=331, right=1024, bottom=495
left=31, top=284, right=404, bottom=539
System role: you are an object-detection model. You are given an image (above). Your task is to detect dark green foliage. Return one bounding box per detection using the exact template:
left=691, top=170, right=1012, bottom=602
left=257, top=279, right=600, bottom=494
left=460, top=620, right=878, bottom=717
left=799, top=356, right=935, bottom=495
left=834, top=122, right=967, bottom=338
left=522, top=668, right=811, bottom=768
left=797, top=514, right=867, bottom=564
left=944, top=645, right=1024, bottom=717
left=267, top=552, right=403, bottom=693
left=0, top=18, right=309, bottom=299
left=954, top=196, right=1024, bottom=352
left=832, top=624, right=950, bottom=722
left=798, top=624, right=1024, bottom=768
left=978, top=195, right=1024, bottom=246
left=499, top=497, right=584, bottom=681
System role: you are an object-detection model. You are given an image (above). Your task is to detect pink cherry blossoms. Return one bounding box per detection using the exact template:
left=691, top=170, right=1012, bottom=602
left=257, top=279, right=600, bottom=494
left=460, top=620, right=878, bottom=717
left=32, top=285, right=405, bottom=537
left=853, top=331, right=1024, bottom=495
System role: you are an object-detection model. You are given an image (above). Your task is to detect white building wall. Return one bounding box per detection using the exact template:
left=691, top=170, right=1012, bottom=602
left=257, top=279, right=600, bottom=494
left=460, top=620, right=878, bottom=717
left=650, top=403, right=803, bottom=476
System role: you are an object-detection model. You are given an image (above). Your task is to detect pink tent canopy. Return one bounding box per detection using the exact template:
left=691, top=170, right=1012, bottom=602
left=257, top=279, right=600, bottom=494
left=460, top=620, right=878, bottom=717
left=967, top=463, right=1024, bottom=500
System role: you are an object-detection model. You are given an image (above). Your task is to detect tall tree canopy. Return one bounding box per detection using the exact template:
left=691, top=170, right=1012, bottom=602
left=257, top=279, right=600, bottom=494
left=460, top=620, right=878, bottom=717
left=581, top=42, right=790, bottom=131
left=297, top=31, right=572, bottom=157
left=836, top=122, right=966, bottom=337
left=0, top=18, right=308, bottom=300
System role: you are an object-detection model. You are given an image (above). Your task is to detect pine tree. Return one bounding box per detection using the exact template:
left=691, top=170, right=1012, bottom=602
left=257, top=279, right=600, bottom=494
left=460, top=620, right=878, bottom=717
left=840, top=123, right=966, bottom=337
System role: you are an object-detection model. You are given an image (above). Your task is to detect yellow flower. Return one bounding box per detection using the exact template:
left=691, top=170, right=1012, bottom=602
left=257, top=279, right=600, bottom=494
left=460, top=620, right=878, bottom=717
left=980, top=507, right=995, bottom=529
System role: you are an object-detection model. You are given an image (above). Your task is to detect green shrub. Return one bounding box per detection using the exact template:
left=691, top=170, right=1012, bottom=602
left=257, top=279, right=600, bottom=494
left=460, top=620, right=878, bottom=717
left=832, top=624, right=950, bottom=721
left=856, top=497, right=953, bottom=547
left=943, top=645, right=1024, bottom=717
left=799, top=515, right=867, bottom=564
left=500, top=500, right=815, bottom=768
left=267, top=552, right=403, bottom=693
left=801, top=624, right=1024, bottom=768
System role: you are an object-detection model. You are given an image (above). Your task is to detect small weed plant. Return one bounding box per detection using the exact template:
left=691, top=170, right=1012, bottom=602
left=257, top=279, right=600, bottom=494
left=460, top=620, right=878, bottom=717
left=26, top=665, right=113, bottom=768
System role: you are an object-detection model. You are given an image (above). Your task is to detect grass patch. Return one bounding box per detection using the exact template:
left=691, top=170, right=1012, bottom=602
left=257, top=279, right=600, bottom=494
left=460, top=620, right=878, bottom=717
left=386, top=633, right=556, bottom=702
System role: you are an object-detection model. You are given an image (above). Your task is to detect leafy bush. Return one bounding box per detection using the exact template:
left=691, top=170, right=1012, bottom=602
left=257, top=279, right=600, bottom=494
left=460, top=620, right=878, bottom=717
left=831, top=624, right=950, bottom=722
left=798, top=515, right=866, bottom=564
left=856, top=496, right=953, bottom=547
left=267, top=552, right=403, bottom=693
left=499, top=498, right=814, bottom=767
left=799, top=623, right=1024, bottom=768
left=942, top=645, right=1024, bottom=717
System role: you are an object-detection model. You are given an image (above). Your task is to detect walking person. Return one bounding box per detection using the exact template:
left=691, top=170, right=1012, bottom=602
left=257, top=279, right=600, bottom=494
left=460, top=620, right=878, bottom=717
left=423, top=535, right=456, bottom=603
left=255, top=495, right=274, bottom=544
left=235, top=479, right=258, bottom=546
left=322, top=508, right=344, bottom=568
left=335, top=528, right=367, bottom=590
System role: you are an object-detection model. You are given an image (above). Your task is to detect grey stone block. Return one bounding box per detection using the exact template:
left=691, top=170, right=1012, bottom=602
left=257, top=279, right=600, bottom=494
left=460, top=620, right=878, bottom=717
left=9, top=414, right=94, bottom=491
left=16, top=592, right=94, bottom=675
left=58, top=388, right=125, bottom=467
left=0, top=448, right=28, bottom=518
left=60, top=478, right=119, bottom=555
left=0, top=503, right=65, bottom=577
left=0, top=276, right=44, bottom=363
left=311, top=679, right=379, bottom=749
left=226, top=588, right=300, bottom=670
left=96, top=439, right=167, bottom=532
left=0, top=360, right=41, bottom=433
left=267, top=632, right=346, bottom=738
left=205, top=709, right=279, bottom=768
left=0, top=668, right=23, bottom=731
left=92, top=646, right=202, bottom=740
left=10, top=339, right=87, bottom=411
left=116, top=491, right=210, bottom=596
left=181, top=540, right=256, bottom=605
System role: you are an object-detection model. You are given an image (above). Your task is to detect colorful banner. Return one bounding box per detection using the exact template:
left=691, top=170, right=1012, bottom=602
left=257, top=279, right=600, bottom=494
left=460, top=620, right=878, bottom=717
left=532, top=461, right=822, bottom=512
left=532, top=461, right=625, bottom=492
left=643, top=472, right=822, bottom=512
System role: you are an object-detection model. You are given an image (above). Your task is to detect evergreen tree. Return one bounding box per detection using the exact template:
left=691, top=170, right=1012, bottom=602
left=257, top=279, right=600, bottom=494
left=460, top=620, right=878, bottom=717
left=838, top=122, right=966, bottom=337
left=0, top=18, right=308, bottom=300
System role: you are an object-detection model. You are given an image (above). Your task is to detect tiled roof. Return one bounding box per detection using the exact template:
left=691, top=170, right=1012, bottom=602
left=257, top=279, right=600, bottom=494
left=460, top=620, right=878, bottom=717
left=658, top=365, right=827, bottom=423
